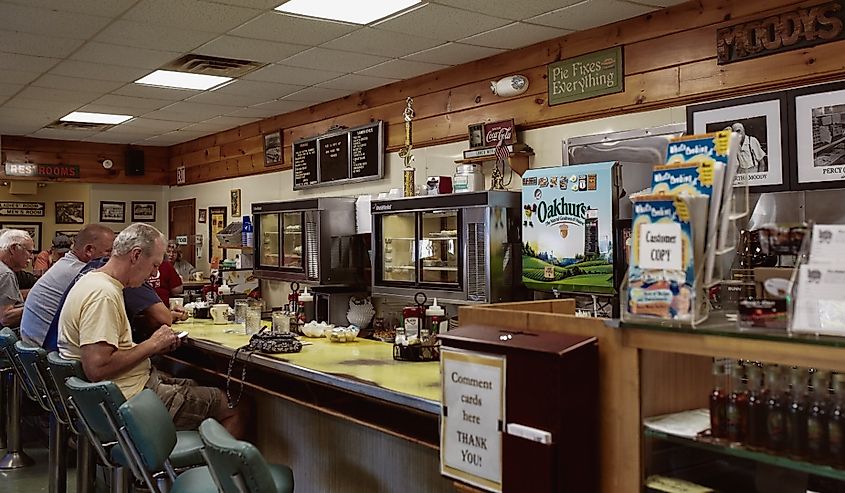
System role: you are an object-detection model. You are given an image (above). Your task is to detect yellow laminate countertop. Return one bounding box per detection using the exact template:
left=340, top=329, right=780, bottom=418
left=175, top=319, right=441, bottom=411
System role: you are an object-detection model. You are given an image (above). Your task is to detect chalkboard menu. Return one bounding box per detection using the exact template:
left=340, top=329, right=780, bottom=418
left=292, top=120, right=384, bottom=190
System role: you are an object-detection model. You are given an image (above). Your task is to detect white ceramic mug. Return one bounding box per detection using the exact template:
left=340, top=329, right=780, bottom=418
left=169, top=297, right=184, bottom=310
left=210, top=304, right=229, bottom=324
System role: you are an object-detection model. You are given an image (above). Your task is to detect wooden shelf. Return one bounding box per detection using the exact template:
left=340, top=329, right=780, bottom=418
left=454, top=147, right=534, bottom=176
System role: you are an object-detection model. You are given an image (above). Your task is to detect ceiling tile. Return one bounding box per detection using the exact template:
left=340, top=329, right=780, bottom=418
left=358, top=59, right=449, bottom=79
left=85, top=132, right=158, bottom=144
left=49, top=61, right=150, bottom=83
left=2, top=97, right=82, bottom=114
left=0, top=30, right=85, bottom=58
left=30, top=128, right=102, bottom=140
left=16, top=86, right=98, bottom=105
left=373, top=4, right=510, bottom=41
left=0, top=83, right=22, bottom=97
left=281, top=48, right=389, bottom=73
left=231, top=11, right=358, bottom=46
left=86, top=94, right=174, bottom=112
left=211, top=80, right=305, bottom=100
left=206, top=0, right=282, bottom=8
left=31, top=74, right=125, bottom=94
left=316, top=74, right=398, bottom=92
left=0, top=3, right=111, bottom=40
left=94, top=20, right=219, bottom=52
left=143, top=130, right=210, bottom=145
left=116, top=118, right=186, bottom=132
left=321, top=28, right=443, bottom=58
left=185, top=90, right=273, bottom=107
left=460, top=22, right=570, bottom=50
left=245, top=99, right=311, bottom=115
left=113, top=84, right=197, bottom=102
left=181, top=116, right=258, bottom=132
left=631, top=0, right=687, bottom=6
left=144, top=101, right=231, bottom=122
left=404, top=42, right=504, bottom=65
left=224, top=105, right=287, bottom=119
left=430, top=0, right=582, bottom=21
left=0, top=53, right=61, bottom=73
left=242, top=64, right=345, bottom=86
left=2, top=0, right=138, bottom=17
left=282, top=86, right=353, bottom=103
left=195, top=35, right=308, bottom=64
left=123, top=0, right=263, bottom=34
left=71, top=43, right=181, bottom=70
left=0, top=122, right=46, bottom=135
left=0, top=70, right=41, bottom=85
left=526, top=0, right=654, bottom=30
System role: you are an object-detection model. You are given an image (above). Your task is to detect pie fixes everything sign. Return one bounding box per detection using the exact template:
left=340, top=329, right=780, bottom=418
left=547, top=46, right=623, bottom=106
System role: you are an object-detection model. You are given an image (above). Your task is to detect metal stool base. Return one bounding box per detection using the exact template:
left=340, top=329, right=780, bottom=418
left=0, top=451, right=35, bottom=469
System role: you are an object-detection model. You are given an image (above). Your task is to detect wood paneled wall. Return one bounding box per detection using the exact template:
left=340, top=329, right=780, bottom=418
left=1, top=136, right=169, bottom=185
left=169, top=0, right=845, bottom=186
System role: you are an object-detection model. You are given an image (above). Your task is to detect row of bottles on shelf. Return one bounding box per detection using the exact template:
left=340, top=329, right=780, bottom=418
left=710, top=360, right=845, bottom=465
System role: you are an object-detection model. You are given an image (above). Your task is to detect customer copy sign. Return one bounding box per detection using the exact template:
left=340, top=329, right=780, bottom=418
left=441, top=348, right=505, bottom=493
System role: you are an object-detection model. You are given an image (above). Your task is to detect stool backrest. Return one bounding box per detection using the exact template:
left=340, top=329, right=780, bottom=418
left=65, top=376, right=126, bottom=444
left=14, top=341, right=54, bottom=412
left=0, top=327, right=39, bottom=401
left=117, top=389, right=177, bottom=474
left=199, top=418, right=277, bottom=493
left=45, top=351, right=84, bottom=429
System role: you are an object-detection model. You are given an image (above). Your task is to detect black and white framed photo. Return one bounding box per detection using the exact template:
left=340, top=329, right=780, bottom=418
left=198, top=208, right=207, bottom=224
left=56, top=230, right=79, bottom=244
left=264, top=130, right=282, bottom=166
left=687, top=92, right=790, bottom=192
left=55, top=201, right=85, bottom=224
left=131, top=201, right=156, bottom=222
left=1, top=222, right=41, bottom=251
left=788, top=81, right=845, bottom=190
left=100, top=201, right=125, bottom=223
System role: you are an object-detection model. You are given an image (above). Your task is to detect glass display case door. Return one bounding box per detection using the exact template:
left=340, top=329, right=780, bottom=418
left=282, top=212, right=303, bottom=270
left=258, top=213, right=280, bottom=268
left=419, top=209, right=461, bottom=288
left=379, top=212, right=417, bottom=284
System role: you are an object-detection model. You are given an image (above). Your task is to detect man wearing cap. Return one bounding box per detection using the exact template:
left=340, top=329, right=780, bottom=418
left=21, top=224, right=114, bottom=346
left=34, top=234, right=73, bottom=276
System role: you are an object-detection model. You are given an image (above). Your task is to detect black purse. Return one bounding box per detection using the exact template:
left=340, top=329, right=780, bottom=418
left=226, top=329, right=302, bottom=408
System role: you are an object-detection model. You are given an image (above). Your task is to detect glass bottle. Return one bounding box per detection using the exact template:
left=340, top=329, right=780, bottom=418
left=807, top=370, right=830, bottom=462
left=786, top=367, right=808, bottom=458
left=766, top=365, right=787, bottom=451
left=726, top=362, right=748, bottom=442
left=746, top=363, right=768, bottom=447
left=829, top=373, right=845, bottom=466
left=710, top=360, right=728, bottom=439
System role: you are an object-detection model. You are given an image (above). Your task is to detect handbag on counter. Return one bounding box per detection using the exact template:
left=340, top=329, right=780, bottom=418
left=225, top=328, right=303, bottom=408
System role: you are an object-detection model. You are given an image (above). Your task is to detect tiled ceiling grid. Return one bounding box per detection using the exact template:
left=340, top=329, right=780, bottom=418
left=0, top=0, right=684, bottom=146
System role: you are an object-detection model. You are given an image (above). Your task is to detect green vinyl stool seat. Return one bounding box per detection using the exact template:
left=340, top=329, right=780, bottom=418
left=171, top=418, right=294, bottom=493
left=110, top=429, right=204, bottom=469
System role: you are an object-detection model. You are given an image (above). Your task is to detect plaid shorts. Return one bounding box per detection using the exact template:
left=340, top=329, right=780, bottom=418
left=145, top=369, right=221, bottom=430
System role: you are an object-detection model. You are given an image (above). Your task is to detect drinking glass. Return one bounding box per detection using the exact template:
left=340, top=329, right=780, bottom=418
left=272, top=310, right=290, bottom=334
left=245, top=306, right=262, bottom=335
left=234, top=299, right=249, bottom=325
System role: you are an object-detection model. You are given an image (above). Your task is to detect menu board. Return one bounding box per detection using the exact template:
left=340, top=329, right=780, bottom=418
left=292, top=121, right=384, bottom=190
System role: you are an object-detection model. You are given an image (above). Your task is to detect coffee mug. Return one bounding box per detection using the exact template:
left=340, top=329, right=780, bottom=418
left=169, top=297, right=184, bottom=310
left=210, top=304, right=230, bottom=324
left=192, top=272, right=204, bottom=281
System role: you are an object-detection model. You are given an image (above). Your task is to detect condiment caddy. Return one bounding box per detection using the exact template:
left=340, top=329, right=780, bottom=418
left=393, top=292, right=445, bottom=362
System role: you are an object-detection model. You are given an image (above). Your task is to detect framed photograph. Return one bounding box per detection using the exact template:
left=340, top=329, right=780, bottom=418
left=687, top=92, right=790, bottom=192
left=208, top=206, right=227, bottom=262
left=55, top=201, right=85, bottom=224
left=131, top=201, right=156, bottom=222
left=467, top=123, right=484, bottom=149
left=198, top=208, right=207, bottom=223
left=99, top=201, right=125, bottom=223
left=230, top=189, right=241, bottom=218
left=264, top=130, right=283, bottom=166
left=1, top=222, right=41, bottom=252
left=788, top=81, right=845, bottom=190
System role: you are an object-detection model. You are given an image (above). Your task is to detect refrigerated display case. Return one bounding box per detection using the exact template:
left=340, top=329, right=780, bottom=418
left=372, top=191, right=523, bottom=304
left=252, top=198, right=367, bottom=285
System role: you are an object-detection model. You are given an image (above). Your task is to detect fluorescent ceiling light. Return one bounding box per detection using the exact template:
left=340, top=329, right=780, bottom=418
left=275, top=0, right=420, bottom=24
left=60, top=112, right=132, bottom=125
left=135, top=70, right=232, bottom=91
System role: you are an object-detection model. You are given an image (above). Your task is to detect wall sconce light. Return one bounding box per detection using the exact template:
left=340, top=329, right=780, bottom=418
left=491, top=75, right=529, bottom=98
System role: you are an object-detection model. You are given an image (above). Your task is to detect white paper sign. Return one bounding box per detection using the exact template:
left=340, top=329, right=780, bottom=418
left=441, top=348, right=505, bottom=493
left=811, top=224, right=845, bottom=265
left=792, top=265, right=845, bottom=335
left=638, top=222, right=683, bottom=271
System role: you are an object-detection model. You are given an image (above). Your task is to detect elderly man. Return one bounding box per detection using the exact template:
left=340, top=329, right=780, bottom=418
left=0, top=229, right=34, bottom=328
left=21, top=224, right=115, bottom=346
left=58, top=223, right=246, bottom=438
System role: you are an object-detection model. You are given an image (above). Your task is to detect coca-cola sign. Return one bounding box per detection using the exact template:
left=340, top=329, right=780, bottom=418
left=482, top=119, right=515, bottom=147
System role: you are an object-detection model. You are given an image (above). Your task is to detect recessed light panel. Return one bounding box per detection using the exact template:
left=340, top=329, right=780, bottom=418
left=60, top=112, right=133, bottom=125
left=135, top=70, right=233, bottom=91
left=275, top=0, right=420, bottom=25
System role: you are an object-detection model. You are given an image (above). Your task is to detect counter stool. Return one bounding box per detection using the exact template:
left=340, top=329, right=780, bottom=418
left=46, top=352, right=100, bottom=493
left=0, top=328, right=34, bottom=469
left=16, top=343, right=73, bottom=493
left=64, top=377, right=205, bottom=493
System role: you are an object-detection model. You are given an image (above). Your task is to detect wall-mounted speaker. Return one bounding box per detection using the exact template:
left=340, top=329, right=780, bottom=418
left=125, top=148, right=145, bottom=176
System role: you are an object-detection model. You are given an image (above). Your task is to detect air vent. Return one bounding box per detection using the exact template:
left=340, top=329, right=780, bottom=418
left=305, top=216, right=319, bottom=281
left=46, top=121, right=114, bottom=131
left=466, top=222, right=487, bottom=302
left=162, top=54, right=267, bottom=78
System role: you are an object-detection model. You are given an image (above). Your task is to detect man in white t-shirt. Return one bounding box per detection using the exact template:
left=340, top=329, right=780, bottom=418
left=59, top=223, right=246, bottom=437
left=732, top=122, right=767, bottom=173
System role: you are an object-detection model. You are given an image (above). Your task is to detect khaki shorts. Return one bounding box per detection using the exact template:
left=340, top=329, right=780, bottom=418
left=145, top=369, right=221, bottom=430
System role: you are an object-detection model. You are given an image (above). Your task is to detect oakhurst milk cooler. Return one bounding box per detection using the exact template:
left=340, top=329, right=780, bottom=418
left=439, top=325, right=598, bottom=492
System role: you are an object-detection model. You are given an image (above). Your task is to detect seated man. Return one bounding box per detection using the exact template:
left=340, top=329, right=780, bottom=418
left=21, top=224, right=115, bottom=346
left=58, top=223, right=247, bottom=438
left=0, top=229, right=34, bottom=328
